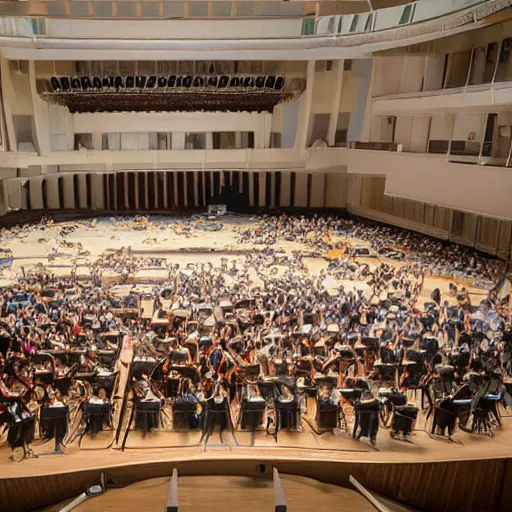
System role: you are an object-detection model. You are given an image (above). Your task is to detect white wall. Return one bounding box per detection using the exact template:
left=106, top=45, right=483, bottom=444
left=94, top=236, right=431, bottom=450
left=394, top=116, right=413, bottom=150
left=409, top=116, right=430, bottom=153
left=400, top=56, right=426, bottom=94
left=72, top=112, right=271, bottom=150
left=345, top=150, right=512, bottom=219
left=429, top=115, right=455, bottom=140
left=372, top=56, right=404, bottom=97
left=423, top=55, right=446, bottom=91
left=46, top=19, right=303, bottom=40
left=452, top=113, right=486, bottom=141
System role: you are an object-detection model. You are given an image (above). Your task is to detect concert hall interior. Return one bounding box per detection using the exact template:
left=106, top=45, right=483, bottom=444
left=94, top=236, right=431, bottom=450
left=1, top=1, right=512, bottom=511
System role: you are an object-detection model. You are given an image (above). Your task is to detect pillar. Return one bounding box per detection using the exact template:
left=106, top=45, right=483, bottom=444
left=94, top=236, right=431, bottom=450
left=29, top=61, right=51, bottom=155
left=295, top=173, right=308, bottom=207
left=0, top=57, right=16, bottom=151
left=327, top=60, right=345, bottom=147
left=294, top=60, right=316, bottom=151
left=280, top=172, right=291, bottom=207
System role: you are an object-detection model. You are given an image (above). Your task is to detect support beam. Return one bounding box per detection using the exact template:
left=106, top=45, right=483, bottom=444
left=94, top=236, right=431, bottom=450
left=349, top=475, right=390, bottom=512
left=166, top=469, right=178, bottom=512
left=273, top=468, right=287, bottom=512
left=327, top=59, right=345, bottom=147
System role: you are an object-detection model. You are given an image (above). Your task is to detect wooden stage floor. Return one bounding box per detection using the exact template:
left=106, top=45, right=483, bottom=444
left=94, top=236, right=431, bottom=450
left=1, top=416, right=512, bottom=512
left=2, top=414, right=512, bottom=478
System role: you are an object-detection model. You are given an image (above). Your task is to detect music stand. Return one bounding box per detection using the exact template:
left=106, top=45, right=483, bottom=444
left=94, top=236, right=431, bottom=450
left=40, top=405, right=68, bottom=455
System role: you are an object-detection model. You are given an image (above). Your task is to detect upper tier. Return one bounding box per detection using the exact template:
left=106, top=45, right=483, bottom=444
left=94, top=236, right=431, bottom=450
left=0, top=1, right=504, bottom=60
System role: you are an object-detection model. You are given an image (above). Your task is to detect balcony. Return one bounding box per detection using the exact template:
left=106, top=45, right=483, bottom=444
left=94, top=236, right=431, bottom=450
left=0, top=1, right=502, bottom=60
left=373, top=82, right=512, bottom=115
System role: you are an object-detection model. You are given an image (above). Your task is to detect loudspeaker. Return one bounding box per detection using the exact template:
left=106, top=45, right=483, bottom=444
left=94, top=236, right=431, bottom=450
left=80, top=76, right=92, bottom=90
left=265, top=76, right=276, bottom=89
left=102, top=76, right=114, bottom=88
left=135, top=75, right=147, bottom=88
left=168, top=75, right=177, bottom=87
left=125, top=75, right=135, bottom=88
left=50, top=77, right=61, bottom=92
left=60, top=77, right=71, bottom=91
left=242, top=76, right=252, bottom=87
left=176, top=76, right=183, bottom=87
left=192, top=76, right=204, bottom=87
left=207, top=76, right=218, bottom=87
left=274, top=76, right=285, bottom=90
left=255, top=76, right=265, bottom=88
left=229, top=77, right=240, bottom=87
left=182, top=76, right=193, bottom=88
left=114, top=76, right=125, bottom=88
left=157, top=76, right=167, bottom=87
left=218, top=75, right=229, bottom=88
left=71, top=77, right=81, bottom=90
left=92, top=76, right=102, bottom=89
left=146, top=75, right=157, bottom=88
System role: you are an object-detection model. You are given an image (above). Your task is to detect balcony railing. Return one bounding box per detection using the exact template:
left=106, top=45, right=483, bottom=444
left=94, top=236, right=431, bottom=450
left=0, top=0, right=495, bottom=38
left=349, top=141, right=400, bottom=151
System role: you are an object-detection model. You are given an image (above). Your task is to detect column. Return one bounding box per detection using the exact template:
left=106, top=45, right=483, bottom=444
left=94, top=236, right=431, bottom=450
left=63, top=174, right=76, bottom=209
left=294, top=173, right=308, bottom=207
left=29, top=61, right=51, bottom=155
left=91, top=173, right=105, bottom=210
left=310, top=173, right=325, bottom=208
left=294, top=60, right=316, bottom=151
left=280, top=172, right=291, bottom=207
left=327, top=60, right=345, bottom=147
left=0, top=57, right=16, bottom=151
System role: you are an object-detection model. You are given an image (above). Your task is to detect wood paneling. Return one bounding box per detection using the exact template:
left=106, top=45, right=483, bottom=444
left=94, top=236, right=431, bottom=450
left=0, top=458, right=509, bottom=512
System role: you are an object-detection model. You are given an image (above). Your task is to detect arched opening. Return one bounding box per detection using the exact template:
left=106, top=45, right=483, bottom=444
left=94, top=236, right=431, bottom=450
left=127, top=173, right=136, bottom=209
left=41, top=179, right=48, bottom=210
left=265, top=172, right=272, bottom=208
left=204, top=171, right=212, bottom=204
left=274, top=172, right=282, bottom=209
left=176, top=172, right=185, bottom=208
left=157, top=172, right=165, bottom=209
left=186, top=172, right=195, bottom=207
left=24, top=180, right=31, bottom=210
left=117, top=172, right=125, bottom=210
left=108, top=174, right=116, bottom=210
left=58, top=177, right=64, bottom=209
left=73, top=174, right=80, bottom=208
left=103, top=174, right=109, bottom=210
left=85, top=174, right=92, bottom=209
left=137, top=172, right=146, bottom=209
left=197, top=172, right=205, bottom=207
left=148, top=172, right=156, bottom=209
left=253, top=172, right=260, bottom=208
left=166, top=172, right=174, bottom=209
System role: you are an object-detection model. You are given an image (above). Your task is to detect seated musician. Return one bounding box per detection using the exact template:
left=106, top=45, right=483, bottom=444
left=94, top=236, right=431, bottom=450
left=135, top=373, right=161, bottom=403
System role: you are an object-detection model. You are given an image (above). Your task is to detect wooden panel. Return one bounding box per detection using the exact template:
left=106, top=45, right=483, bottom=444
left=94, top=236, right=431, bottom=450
left=0, top=458, right=508, bottom=512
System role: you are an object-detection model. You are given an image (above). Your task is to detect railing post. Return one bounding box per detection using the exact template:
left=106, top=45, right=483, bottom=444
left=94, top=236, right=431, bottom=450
left=273, top=468, right=287, bottom=512
left=165, top=469, right=178, bottom=512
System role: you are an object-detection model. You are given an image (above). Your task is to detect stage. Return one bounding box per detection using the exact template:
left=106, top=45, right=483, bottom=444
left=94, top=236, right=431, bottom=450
left=1, top=416, right=512, bottom=512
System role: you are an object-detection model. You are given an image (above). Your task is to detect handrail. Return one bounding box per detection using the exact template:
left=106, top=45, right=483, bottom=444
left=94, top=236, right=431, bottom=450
left=0, top=0, right=496, bottom=39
